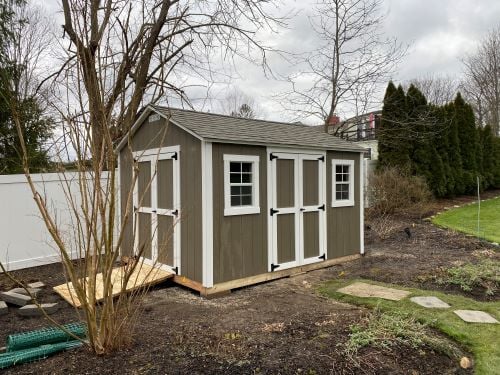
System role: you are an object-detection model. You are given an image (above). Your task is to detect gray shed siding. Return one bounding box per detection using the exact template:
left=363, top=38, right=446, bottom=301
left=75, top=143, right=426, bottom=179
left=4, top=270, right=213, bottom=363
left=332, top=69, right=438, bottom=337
left=326, top=151, right=361, bottom=258
left=212, top=143, right=268, bottom=283
left=119, top=116, right=203, bottom=282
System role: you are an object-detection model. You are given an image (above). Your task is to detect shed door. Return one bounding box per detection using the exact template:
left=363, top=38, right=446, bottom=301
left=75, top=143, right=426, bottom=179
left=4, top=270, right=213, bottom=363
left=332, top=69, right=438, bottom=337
left=133, top=147, right=181, bottom=274
left=269, top=151, right=326, bottom=271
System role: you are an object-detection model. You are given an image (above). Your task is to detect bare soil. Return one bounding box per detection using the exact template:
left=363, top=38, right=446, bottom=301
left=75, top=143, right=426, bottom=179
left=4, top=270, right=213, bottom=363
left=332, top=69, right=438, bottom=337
left=1, top=192, right=497, bottom=374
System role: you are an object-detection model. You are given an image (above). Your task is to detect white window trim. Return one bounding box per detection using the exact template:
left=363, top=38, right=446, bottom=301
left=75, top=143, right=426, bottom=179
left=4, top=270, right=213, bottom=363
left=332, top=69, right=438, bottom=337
left=223, top=154, right=260, bottom=216
left=331, top=159, right=355, bottom=207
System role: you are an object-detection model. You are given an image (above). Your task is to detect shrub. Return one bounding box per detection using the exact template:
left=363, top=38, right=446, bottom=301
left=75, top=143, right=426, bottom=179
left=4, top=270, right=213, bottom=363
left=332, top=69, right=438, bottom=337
left=436, top=260, right=499, bottom=296
left=367, top=167, right=433, bottom=217
left=343, top=309, right=461, bottom=360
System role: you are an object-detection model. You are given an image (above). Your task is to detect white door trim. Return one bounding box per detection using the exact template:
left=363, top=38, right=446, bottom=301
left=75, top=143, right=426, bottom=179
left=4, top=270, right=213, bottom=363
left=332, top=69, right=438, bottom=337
left=133, top=145, right=181, bottom=274
left=267, top=148, right=327, bottom=271
left=299, top=153, right=327, bottom=266
left=201, top=141, right=214, bottom=287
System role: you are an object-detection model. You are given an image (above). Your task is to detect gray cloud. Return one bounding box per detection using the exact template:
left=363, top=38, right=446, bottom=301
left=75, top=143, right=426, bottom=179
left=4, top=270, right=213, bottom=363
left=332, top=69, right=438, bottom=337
left=37, top=0, right=500, bottom=122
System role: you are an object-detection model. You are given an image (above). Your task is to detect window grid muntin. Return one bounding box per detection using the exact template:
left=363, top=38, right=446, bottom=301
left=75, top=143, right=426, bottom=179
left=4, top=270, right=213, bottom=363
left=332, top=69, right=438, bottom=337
left=229, top=161, right=254, bottom=207
left=335, top=164, right=351, bottom=201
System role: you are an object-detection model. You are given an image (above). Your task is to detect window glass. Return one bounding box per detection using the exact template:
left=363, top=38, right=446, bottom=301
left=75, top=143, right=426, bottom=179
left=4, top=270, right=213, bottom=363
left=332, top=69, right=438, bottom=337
left=229, top=161, right=253, bottom=207
left=333, top=161, right=353, bottom=206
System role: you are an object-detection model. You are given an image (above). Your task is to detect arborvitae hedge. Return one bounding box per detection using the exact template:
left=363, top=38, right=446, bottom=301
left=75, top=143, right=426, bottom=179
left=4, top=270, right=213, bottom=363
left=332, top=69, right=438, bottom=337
left=378, top=82, right=500, bottom=197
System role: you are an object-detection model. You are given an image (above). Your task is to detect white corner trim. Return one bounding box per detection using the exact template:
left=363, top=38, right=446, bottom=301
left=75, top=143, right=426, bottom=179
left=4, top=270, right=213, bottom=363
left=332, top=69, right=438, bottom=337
left=202, top=141, right=214, bottom=287
left=223, top=154, right=260, bottom=217
left=359, top=153, right=365, bottom=255
left=331, top=159, right=355, bottom=208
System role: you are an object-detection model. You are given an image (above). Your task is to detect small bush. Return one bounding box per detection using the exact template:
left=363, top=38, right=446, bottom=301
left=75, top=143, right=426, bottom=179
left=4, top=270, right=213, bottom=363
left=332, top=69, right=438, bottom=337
left=367, top=167, right=433, bottom=217
left=436, top=260, right=499, bottom=296
left=343, top=309, right=461, bottom=360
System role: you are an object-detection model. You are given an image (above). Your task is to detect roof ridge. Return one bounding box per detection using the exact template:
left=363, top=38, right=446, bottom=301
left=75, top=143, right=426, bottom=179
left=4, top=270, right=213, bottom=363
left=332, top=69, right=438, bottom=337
left=152, top=105, right=319, bottom=129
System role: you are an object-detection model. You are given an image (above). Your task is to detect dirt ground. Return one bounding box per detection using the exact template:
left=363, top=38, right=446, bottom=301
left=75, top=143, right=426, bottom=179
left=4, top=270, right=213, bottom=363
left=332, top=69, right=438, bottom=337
left=1, top=192, right=498, bottom=374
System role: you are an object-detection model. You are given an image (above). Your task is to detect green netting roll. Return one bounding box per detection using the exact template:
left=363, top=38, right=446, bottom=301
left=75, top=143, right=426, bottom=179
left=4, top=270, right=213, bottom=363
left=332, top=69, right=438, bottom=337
left=0, top=340, right=82, bottom=369
left=6, top=322, right=86, bottom=352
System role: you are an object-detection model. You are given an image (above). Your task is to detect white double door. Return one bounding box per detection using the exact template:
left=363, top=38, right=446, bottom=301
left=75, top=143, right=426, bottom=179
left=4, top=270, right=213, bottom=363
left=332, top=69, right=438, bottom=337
left=133, top=146, right=181, bottom=274
left=268, top=151, right=327, bottom=271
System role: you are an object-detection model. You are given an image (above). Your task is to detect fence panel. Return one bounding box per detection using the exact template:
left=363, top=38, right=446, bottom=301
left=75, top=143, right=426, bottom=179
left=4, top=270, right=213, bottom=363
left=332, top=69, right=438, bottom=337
left=0, top=172, right=114, bottom=272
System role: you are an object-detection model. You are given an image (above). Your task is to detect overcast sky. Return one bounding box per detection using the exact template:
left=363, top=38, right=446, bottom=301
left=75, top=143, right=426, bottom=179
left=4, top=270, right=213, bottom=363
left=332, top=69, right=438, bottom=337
left=38, top=0, right=500, bottom=123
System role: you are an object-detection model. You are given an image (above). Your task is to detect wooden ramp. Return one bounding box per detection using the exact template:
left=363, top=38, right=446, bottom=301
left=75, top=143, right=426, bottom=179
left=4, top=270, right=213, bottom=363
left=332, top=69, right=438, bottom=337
left=54, top=263, right=174, bottom=308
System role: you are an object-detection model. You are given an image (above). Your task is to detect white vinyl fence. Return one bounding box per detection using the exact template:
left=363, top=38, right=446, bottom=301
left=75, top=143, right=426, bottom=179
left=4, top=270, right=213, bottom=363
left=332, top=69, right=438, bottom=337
left=364, top=159, right=377, bottom=207
left=0, top=172, right=114, bottom=272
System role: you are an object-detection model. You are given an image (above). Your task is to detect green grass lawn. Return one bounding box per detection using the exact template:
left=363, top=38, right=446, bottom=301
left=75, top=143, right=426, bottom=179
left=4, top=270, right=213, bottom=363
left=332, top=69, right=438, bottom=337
left=319, top=279, right=500, bottom=375
left=432, top=196, right=500, bottom=243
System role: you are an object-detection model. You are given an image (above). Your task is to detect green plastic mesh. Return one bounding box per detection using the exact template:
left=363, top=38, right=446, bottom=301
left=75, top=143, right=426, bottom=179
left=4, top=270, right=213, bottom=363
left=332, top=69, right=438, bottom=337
left=6, top=322, right=86, bottom=352
left=0, top=341, right=82, bottom=369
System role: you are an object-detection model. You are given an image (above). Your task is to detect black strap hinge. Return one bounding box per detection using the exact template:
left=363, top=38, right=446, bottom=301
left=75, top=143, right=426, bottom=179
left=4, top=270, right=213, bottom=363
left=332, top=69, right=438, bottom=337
left=271, top=263, right=280, bottom=272
left=172, top=209, right=179, bottom=216
left=171, top=152, right=178, bottom=160
left=318, top=204, right=325, bottom=211
left=152, top=209, right=157, bottom=213
left=318, top=253, right=326, bottom=260
left=173, top=266, right=178, bottom=275
left=269, top=153, right=278, bottom=161
left=318, top=155, right=325, bottom=161
left=270, top=208, right=279, bottom=216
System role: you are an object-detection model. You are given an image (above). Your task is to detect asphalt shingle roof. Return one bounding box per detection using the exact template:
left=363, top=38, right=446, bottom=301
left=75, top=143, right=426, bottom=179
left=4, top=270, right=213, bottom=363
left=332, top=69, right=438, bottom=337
left=153, top=106, right=365, bottom=152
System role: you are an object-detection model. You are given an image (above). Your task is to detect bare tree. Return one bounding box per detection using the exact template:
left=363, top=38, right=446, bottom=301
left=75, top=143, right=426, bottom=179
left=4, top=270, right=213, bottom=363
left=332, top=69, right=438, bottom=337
left=407, top=74, right=458, bottom=106
left=277, top=0, right=406, bottom=131
left=461, top=26, right=500, bottom=135
left=219, top=87, right=262, bottom=118
left=3, top=0, right=281, bottom=354
left=6, top=4, right=54, bottom=102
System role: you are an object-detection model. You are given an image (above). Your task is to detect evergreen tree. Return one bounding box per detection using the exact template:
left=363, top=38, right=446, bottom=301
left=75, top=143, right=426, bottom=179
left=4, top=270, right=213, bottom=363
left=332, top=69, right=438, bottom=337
left=453, top=93, right=480, bottom=193
left=479, top=125, right=494, bottom=189
left=444, top=100, right=465, bottom=195
left=378, top=82, right=411, bottom=171
left=0, top=0, right=52, bottom=174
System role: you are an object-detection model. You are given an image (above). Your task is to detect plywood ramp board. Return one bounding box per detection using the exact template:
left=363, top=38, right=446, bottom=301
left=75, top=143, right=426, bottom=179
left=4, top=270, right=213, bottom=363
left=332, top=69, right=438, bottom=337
left=53, top=263, right=174, bottom=308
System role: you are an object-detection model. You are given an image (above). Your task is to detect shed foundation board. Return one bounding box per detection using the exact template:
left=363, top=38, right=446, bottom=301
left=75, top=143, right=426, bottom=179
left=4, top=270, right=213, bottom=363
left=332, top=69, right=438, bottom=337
left=53, top=263, right=174, bottom=308
left=176, top=254, right=360, bottom=297
left=337, top=282, right=410, bottom=301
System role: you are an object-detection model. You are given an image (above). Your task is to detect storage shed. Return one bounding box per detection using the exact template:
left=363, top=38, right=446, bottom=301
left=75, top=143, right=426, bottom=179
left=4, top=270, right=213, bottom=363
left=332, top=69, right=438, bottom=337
left=116, top=106, right=366, bottom=296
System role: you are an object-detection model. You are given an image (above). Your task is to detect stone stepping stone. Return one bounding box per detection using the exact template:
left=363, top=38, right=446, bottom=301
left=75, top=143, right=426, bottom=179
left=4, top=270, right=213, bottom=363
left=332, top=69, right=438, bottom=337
left=0, top=300, right=7, bottom=316
left=8, top=287, right=42, bottom=297
left=0, top=291, right=32, bottom=306
left=337, top=282, right=410, bottom=301
left=454, top=310, right=499, bottom=324
left=17, top=303, right=60, bottom=317
left=410, top=296, right=450, bottom=309
left=27, top=281, right=45, bottom=289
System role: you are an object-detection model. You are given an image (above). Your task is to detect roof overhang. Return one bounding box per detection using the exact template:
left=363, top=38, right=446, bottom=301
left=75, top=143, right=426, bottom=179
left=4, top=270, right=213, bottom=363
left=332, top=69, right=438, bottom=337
left=115, top=105, right=368, bottom=155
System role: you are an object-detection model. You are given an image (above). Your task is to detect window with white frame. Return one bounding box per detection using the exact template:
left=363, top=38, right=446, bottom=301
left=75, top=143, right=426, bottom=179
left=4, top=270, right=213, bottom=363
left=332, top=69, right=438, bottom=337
left=331, top=159, right=355, bottom=207
left=224, top=155, right=260, bottom=215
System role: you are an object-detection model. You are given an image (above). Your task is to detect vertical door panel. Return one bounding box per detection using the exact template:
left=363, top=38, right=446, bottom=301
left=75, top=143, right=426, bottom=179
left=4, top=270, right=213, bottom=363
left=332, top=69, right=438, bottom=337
left=302, top=160, right=319, bottom=206
left=157, top=159, right=173, bottom=209
left=138, top=212, right=152, bottom=259
left=277, top=214, right=296, bottom=264
left=303, top=211, right=320, bottom=259
left=276, top=159, right=295, bottom=208
left=157, top=214, right=174, bottom=265
left=137, top=161, right=151, bottom=207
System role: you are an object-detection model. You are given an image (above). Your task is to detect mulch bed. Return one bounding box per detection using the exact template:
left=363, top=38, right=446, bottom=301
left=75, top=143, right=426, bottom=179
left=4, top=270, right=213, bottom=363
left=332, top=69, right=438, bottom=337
left=1, top=192, right=495, bottom=374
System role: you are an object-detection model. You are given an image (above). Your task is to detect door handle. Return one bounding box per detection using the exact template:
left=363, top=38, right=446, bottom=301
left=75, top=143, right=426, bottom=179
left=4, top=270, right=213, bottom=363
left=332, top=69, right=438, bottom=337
left=300, top=208, right=305, bottom=211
